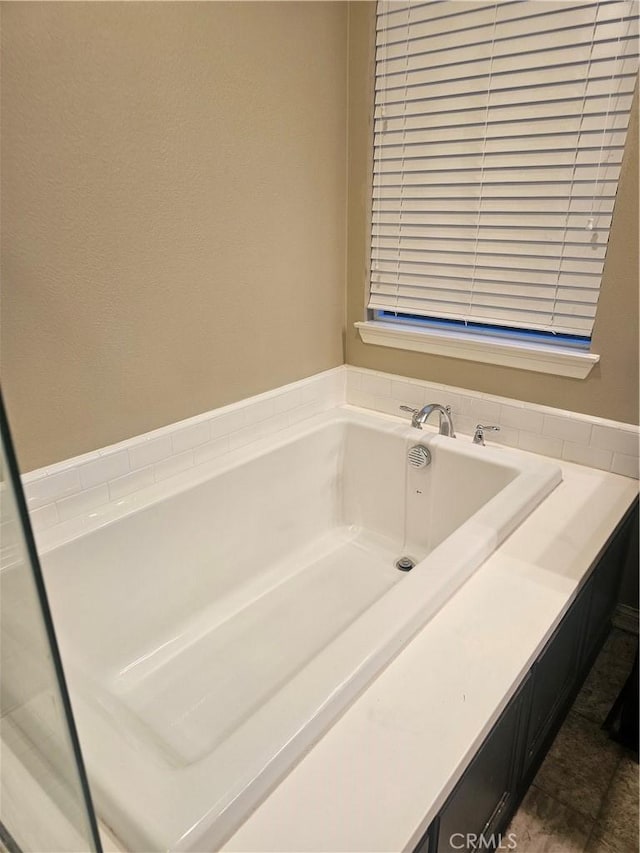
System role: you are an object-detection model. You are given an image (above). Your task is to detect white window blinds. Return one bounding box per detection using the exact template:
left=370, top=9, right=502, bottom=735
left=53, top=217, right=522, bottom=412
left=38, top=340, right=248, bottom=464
left=370, top=0, right=639, bottom=337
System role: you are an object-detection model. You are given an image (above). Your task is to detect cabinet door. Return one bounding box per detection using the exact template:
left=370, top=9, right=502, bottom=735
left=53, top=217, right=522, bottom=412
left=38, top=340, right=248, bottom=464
left=523, top=596, right=585, bottom=776
left=581, top=507, right=636, bottom=668
left=435, top=695, right=522, bottom=853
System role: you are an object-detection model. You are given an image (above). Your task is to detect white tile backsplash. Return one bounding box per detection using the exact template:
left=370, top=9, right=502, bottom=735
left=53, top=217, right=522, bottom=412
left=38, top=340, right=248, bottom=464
left=542, top=414, right=592, bottom=445
left=345, top=389, right=377, bottom=412
left=500, top=404, right=544, bottom=433
left=129, top=436, right=174, bottom=470
left=273, top=389, right=302, bottom=414
left=518, top=430, right=564, bottom=459
left=591, top=424, right=640, bottom=456
left=434, top=389, right=463, bottom=415
left=391, top=379, right=425, bottom=409
left=21, top=365, right=639, bottom=536
left=451, top=414, right=477, bottom=437
left=374, top=395, right=404, bottom=417
left=171, top=422, right=211, bottom=454
left=360, top=373, right=392, bottom=398
left=611, top=453, right=640, bottom=479
left=79, top=451, right=130, bottom=490
left=154, top=451, right=195, bottom=483
left=25, top=468, right=81, bottom=509
left=561, top=441, right=613, bottom=471
left=193, top=436, right=231, bottom=466
left=490, top=426, right=519, bottom=448
left=463, top=397, right=502, bottom=425
left=246, top=398, right=275, bottom=424
left=210, top=410, right=246, bottom=439
left=345, top=366, right=639, bottom=480
left=108, top=467, right=155, bottom=501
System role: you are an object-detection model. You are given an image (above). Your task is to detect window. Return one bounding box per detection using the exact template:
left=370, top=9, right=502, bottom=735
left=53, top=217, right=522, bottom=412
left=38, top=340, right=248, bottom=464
left=359, top=0, right=639, bottom=377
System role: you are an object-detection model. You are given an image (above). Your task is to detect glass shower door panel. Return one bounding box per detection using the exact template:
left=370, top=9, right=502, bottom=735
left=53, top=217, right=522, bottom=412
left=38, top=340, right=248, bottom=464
left=0, top=394, right=102, bottom=852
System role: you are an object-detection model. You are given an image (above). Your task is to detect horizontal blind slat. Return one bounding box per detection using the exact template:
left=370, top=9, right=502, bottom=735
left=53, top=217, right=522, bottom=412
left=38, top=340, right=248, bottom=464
left=372, top=249, right=605, bottom=276
left=372, top=182, right=620, bottom=200
left=373, top=130, right=628, bottom=158
left=373, top=149, right=624, bottom=173
left=372, top=197, right=616, bottom=214
left=375, top=74, right=638, bottom=119
left=374, top=113, right=632, bottom=147
left=373, top=164, right=623, bottom=185
left=370, top=284, right=600, bottom=310
left=371, top=238, right=608, bottom=265
left=370, top=266, right=602, bottom=290
left=372, top=223, right=610, bottom=246
left=374, top=94, right=635, bottom=132
left=372, top=210, right=613, bottom=228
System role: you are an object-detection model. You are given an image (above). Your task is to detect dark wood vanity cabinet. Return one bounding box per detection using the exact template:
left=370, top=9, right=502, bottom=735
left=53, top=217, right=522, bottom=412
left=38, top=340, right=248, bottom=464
left=580, top=515, right=632, bottom=668
left=415, top=500, right=638, bottom=853
left=522, top=597, right=585, bottom=777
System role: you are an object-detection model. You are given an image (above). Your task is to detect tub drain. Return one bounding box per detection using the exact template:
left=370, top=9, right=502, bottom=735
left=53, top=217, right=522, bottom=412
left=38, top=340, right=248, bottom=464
left=395, top=556, right=415, bottom=572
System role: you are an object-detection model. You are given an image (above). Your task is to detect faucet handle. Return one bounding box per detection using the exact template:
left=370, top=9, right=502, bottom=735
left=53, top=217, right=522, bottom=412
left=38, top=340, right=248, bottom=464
left=473, top=424, right=500, bottom=445
left=399, top=405, right=422, bottom=429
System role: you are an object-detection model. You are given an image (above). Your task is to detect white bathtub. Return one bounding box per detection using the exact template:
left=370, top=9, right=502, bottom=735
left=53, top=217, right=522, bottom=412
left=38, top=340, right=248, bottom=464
left=40, top=406, right=561, bottom=851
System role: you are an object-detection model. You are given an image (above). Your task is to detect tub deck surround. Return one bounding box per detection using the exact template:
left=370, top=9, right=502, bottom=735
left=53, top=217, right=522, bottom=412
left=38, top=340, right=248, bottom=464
left=37, top=406, right=559, bottom=852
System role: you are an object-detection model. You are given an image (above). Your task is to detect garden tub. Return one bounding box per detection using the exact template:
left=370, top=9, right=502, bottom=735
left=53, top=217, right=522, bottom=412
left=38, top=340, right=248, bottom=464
left=39, top=406, right=561, bottom=851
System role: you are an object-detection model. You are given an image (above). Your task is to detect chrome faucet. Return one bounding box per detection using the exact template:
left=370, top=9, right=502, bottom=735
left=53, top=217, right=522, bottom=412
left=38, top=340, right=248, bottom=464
left=399, top=404, right=455, bottom=437
left=473, top=424, right=500, bottom=446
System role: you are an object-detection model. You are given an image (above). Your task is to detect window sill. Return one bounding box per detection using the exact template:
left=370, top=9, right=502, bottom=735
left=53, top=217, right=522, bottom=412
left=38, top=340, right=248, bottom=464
left=355, top=321, right=600, bottom=379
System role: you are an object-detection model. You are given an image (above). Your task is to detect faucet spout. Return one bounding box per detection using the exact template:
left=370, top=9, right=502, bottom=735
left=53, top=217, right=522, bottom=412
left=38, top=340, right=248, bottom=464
left=399, top=403, right=455, bottom=437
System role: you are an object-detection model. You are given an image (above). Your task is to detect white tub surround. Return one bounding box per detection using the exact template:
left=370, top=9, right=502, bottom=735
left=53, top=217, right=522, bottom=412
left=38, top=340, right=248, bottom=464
left=38, top=405, right=559, bottom=852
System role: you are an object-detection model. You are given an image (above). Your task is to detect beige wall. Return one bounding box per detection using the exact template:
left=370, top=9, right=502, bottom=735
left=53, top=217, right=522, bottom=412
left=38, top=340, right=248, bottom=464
left=1, top=2, right=347, bottom=471
left=346, top=2, right=640, bottom=426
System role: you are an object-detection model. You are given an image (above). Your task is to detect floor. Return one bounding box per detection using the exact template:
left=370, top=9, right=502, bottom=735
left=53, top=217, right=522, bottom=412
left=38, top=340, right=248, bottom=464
left=507, top=627, right=639, bottom=852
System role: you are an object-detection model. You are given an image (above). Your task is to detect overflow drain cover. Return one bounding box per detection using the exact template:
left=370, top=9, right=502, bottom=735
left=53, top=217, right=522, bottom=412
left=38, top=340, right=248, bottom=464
left=395, top=556, right=416, bottom=572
